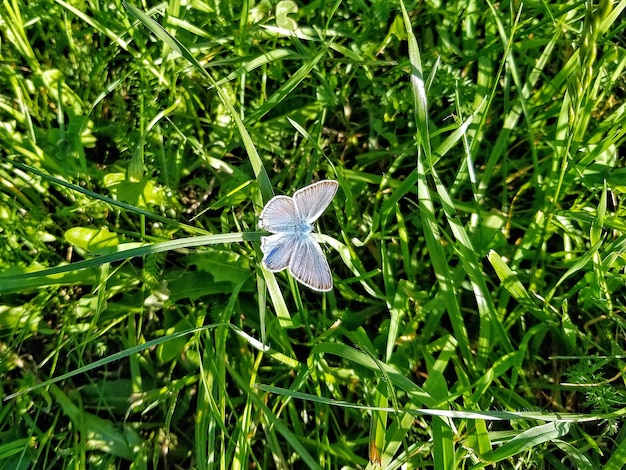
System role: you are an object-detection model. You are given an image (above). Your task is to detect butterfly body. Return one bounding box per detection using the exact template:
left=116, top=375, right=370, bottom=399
left=259, top=180, right=338, bottom=292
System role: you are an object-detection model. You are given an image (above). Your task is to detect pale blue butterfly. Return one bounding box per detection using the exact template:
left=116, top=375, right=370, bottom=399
left=259, top=180, right=338, bottom=291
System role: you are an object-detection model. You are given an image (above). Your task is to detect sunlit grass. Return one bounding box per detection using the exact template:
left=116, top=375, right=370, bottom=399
left=1, top=0, right=625, bottom=468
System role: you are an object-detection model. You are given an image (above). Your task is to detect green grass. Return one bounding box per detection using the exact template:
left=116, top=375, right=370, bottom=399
left=1, top=0, right=625, bottom=468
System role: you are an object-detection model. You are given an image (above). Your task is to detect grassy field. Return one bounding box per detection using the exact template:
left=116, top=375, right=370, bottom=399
left=1, top=0, right=626, bottom=468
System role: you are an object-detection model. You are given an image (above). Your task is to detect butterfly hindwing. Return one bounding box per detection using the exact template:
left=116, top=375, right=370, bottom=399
left=288, top=234, right=333, bottom=292
left=260, top=233, right=294, bottom=272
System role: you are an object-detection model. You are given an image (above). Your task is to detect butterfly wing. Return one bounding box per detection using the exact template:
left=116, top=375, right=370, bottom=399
left=288, top=233, right=333, bottom=291
left=260, top=233, right=294, bottom=272
left=259, top=195, right=303, bottom=233
left=293, top=180, right=338, bottom=224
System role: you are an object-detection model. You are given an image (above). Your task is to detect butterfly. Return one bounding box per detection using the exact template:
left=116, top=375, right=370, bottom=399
left=259, top=180, right=338, bottom=291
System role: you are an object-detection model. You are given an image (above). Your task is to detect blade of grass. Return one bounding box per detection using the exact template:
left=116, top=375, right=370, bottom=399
left=1, top=156, right=209, bottom=235
left=4, top=324, right=270, bottom=401
left=399, top=0, right=472, bottom=370
left=123, top=1, right=273, bottom=202
left=0, top=233, right=257, bottom=293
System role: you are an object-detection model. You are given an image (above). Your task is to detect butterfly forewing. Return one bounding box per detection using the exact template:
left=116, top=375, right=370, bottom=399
left=288, top=234, right=333, bottom=291
left=258, top=196, right=302, bottom=233
left=293, top=180, right=338, bottom=224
